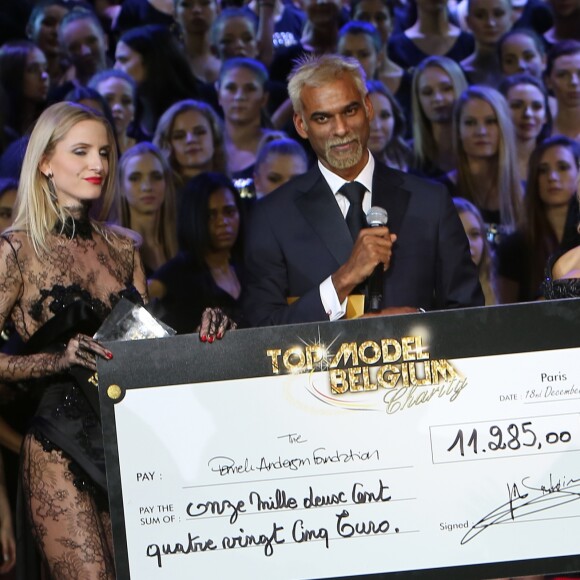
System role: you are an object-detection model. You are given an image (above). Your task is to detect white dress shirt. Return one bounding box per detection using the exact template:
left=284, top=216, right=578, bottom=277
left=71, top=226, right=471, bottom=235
left=317, top=153, right=375, bottom=320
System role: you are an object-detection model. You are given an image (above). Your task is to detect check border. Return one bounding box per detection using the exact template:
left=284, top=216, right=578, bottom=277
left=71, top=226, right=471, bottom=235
left=99, top=299, right=580, bottom=579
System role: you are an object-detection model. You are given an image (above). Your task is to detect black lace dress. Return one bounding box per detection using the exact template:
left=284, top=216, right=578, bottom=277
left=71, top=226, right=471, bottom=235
left=0, top=219, right=147, bottom=579
left=543, top=252, right=580, bottom=299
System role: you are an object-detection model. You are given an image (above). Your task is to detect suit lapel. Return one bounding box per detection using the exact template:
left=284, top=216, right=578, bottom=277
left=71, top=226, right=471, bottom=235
left=295, top=167, right=353, bottom=267
left=370, top=163, right=411, bottom=235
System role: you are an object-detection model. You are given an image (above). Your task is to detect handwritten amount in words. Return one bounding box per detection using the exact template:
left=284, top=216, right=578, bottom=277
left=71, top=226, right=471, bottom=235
left=147, top=480, right=395, bottom=567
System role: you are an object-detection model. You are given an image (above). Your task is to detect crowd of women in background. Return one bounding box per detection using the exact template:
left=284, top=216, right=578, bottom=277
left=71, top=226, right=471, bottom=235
left=1, top=0, right=580, bottom=577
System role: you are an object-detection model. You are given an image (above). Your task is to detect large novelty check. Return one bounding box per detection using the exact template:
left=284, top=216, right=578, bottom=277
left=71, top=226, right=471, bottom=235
left=98, top=299, right=580, bottom=579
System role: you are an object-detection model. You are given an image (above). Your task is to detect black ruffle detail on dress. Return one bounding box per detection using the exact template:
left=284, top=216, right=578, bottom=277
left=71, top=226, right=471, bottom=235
left=53, top=204, right=94, bottom=240
left=542, top=253, right=580, bottom=299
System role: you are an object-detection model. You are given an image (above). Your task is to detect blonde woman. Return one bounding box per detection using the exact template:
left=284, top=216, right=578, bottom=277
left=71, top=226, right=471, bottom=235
left=411, top=56, right=468, bottom=177
left=444, top=86, right=524, bottom=243
left=0, top=102, right=233, bottom=576
left=0, top=102, right=147, bottom=577
left=153, top=99, right=227, bottom=189
left=118, top=142, right=178, bottom=279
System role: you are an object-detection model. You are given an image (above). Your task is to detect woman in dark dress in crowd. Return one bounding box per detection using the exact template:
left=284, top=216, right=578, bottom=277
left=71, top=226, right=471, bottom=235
left=351, top=0, right=410, bottom=101
left=210, top=7, right=274, bottom=67
left=112, top=0, right=176, bottom=34
left=460, top=0, right=515, bottom=87
left=543, top=186, right=580, bottom=300
left=175, top=0, right=222, bottom=83
left=444, top=85, right=524, bottom=243
left=411, top=55, right=468, bottom=177
left=499, top=27, right=547, bottom=79
left=498, top=136, right=580, bottom=302
left=118, top=142, right=178, bottom=281
left=0, top=40, right=49, bottom=138
left=499, top=73, right=551, bottom=183
left=253, top=137, right=308, bottom=198
left=387, top=0, right=475, bottom=69
left=367, top=80, right=412, bottom=171
left=114, top=24, right=213, bottom=136
left=544, top=0, right=580, bottom=47
left=153, top=99, right=227, bottom=190
left=89, top=69, right=138, bottom=155
left=24, top=0, right=80, bottom=88
left=545, top=40, right=580, bottom=142
left=217, top=57, right=275, bottom=180
left=338, top=21, right=413, bottom=131
left=150, top=172, right=245, bottom=335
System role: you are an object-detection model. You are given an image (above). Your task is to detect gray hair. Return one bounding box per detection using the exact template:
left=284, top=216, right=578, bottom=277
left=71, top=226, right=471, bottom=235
left=287, top=54, right=368, bottom=117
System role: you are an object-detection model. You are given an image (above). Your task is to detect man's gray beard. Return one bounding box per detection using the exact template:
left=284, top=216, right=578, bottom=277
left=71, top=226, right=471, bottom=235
left=325, top=141, right=363, bottom=170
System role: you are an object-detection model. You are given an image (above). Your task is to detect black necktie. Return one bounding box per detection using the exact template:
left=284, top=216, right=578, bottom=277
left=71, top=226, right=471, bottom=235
left=340, top=181, right=367, bottom=241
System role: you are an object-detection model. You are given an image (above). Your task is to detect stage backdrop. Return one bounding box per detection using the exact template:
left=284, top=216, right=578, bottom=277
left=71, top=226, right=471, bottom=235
left=98, top=299, right=580, bottom=580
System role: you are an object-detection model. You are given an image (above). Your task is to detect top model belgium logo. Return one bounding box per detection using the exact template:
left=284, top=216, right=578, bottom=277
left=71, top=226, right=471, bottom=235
left=265, top=335, right=468, bottom=413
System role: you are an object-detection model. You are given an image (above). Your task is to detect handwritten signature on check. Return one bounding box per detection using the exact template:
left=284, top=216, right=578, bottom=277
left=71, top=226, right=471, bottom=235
left=462, top=474, right=580, bottom=545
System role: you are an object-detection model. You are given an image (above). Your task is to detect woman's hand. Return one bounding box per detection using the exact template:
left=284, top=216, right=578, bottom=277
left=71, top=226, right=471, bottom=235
left=198, top=308, right=237, bottom=342
left=56, top=333, right=113, bottom=372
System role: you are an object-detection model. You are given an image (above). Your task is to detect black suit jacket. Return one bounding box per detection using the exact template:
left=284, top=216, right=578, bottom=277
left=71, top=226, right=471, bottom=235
left=243, top=161, right=484, bottom=327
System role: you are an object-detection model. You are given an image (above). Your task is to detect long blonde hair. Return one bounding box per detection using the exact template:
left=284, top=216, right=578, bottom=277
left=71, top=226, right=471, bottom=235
left=11, top=102, right=118, bottom=255
left=118, top=141, right=178, bottom=262
left=452, top=86, right=523, bottom=230
left=412, top=56, right=468, bottom=171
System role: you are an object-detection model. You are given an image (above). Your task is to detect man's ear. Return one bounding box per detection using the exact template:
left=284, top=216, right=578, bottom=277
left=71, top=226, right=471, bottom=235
left=293, top=112, right=308, bottom=139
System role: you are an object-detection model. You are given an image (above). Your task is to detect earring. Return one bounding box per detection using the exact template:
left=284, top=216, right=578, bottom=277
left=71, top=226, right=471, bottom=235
left=46, top=172, right=57, bottom=200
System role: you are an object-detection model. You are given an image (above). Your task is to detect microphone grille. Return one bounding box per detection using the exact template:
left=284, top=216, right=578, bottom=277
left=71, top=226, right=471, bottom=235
left=366, top=206, right=388, bottom=227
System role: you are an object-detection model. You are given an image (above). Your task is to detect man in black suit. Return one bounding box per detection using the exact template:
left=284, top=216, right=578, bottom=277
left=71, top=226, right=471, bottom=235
left=243, top=54, right=483, bottom=327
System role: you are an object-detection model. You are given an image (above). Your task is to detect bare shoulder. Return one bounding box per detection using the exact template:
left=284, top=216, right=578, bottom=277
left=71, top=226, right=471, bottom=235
left=552, top=246, right=580, bottom=280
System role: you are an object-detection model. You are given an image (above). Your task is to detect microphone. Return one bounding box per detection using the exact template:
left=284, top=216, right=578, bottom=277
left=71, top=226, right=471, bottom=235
left=365, top=206, right=389, bottom=313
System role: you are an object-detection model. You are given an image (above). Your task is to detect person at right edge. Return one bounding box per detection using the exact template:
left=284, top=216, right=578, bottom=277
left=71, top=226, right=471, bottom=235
left=243, top=54, right=484, bottom=327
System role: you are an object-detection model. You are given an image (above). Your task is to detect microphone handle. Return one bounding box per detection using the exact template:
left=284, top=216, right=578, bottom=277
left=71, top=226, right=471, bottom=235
left=367, top=219, right=386, bottom=313
left=368, top=263, right=383, bottom=313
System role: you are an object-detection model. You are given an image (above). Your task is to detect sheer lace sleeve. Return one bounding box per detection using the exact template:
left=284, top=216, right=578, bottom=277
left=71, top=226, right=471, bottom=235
left=0, top=235, right=62, bottom=382
left=0, top=226, right=146, bottom=383
left=0, top=235, right=23, bottom=333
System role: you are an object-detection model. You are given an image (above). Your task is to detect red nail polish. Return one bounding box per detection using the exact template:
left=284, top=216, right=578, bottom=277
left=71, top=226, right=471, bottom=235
left=201, top=335, right=207, bottom=342
left=106, top=352, right=113, bottom=360
left=217, top=332, right=223, bottom=340
left=208, top=336, right=215, bottom=343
